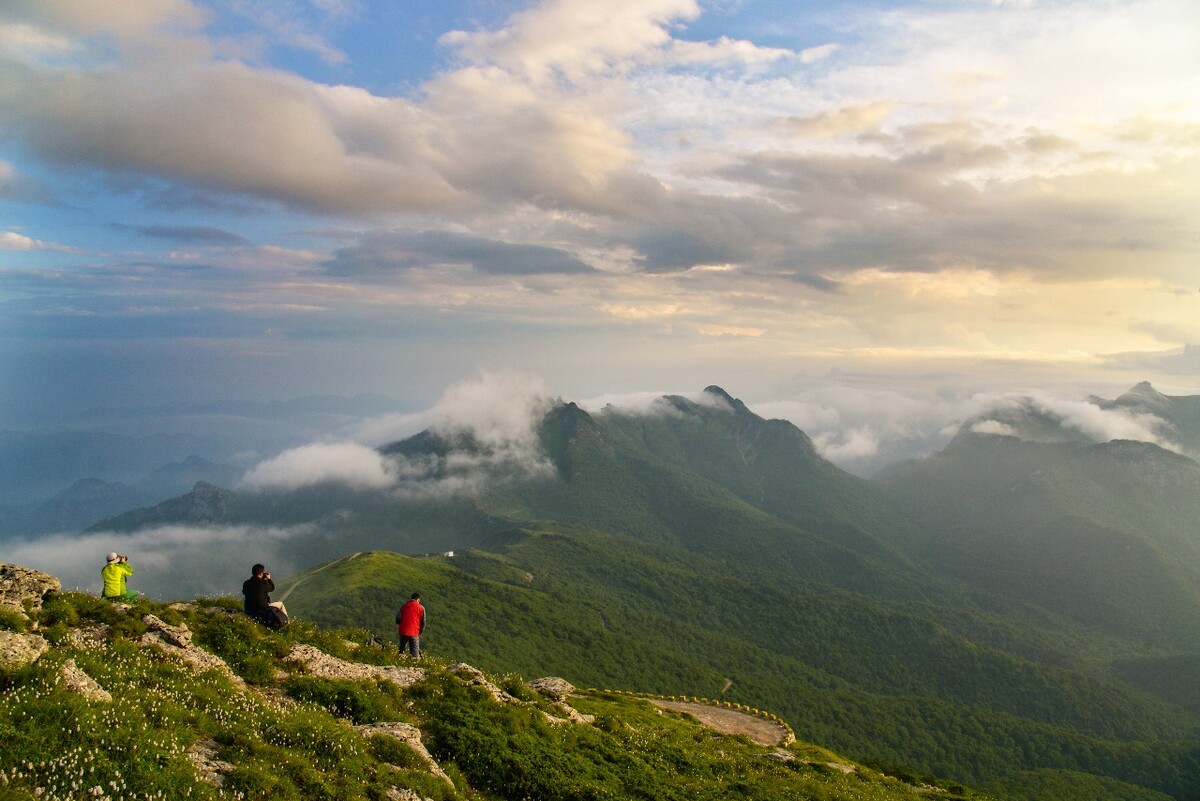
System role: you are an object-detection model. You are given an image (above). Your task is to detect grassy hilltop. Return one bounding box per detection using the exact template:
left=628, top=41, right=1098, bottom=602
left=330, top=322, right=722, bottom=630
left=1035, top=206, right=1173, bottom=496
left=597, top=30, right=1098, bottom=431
left=2, top=586, right=991, bottom=801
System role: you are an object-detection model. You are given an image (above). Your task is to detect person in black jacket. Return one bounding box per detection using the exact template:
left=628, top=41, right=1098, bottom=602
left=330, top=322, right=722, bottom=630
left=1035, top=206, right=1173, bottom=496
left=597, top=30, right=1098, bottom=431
left=242, top=563, right=281, bottom=625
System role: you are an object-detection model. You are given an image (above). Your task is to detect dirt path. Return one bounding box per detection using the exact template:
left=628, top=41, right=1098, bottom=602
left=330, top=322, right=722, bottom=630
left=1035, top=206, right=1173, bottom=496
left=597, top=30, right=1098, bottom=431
left=646, top=699, right=792, bottom=747
left=276, top=552, right=361, bottom=604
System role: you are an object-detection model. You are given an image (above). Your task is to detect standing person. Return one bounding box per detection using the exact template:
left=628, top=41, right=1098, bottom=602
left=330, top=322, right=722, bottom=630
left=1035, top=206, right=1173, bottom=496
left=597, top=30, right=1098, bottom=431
left=396, top=592, right=426, bottom=659
left=243, top=564, right=288, bottom=627
left=101, top=552, right=138, bottom=602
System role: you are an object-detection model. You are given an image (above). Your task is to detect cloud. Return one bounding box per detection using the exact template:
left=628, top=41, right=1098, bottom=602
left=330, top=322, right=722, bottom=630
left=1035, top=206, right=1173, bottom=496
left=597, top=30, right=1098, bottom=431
left=969, top=419, right=1018, bottom=437
left=4, top=523, right=311, bottom=601
left=366, top=371, right=559, bottom=499
left=0, top=229, right=78, bottom=252
left=234, top=371, right=560, bottom=500
left=114, top=224, right=253, bottom=246
left=814, top=427, right=880, bottom=461
left=775, top=101, right=894, bottom=139
left=240, top=441, right=395, bottom=491
left=0, top=160, right=52, bottom=203
left=1101, top=344, right=1200, bottom=377
left=326, top=230, right=595, bottom=276
left=754, top=386, right=964, bottom=474
left=577, top=387, right=735, bottom=418
left=440, top=0, right=784, bottom=82
left=1, top=0, right=1197, bottom=404
left=2, top=0, right=204, bottom=41
left=963, top=391, right=1180, bottom=451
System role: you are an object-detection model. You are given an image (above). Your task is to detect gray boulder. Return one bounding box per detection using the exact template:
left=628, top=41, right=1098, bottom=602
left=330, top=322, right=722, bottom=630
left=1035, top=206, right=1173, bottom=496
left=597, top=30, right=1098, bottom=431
left=0, top=563, right=61, bottom=624
left=528, top=676, right=575, bottom=701
left=0, top=630, right=49, bottom=670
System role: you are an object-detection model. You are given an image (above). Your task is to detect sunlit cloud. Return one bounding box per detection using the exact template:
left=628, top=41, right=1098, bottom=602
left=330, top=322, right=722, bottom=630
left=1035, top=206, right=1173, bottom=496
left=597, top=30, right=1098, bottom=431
left=0, top=0, right=1195, bottom=426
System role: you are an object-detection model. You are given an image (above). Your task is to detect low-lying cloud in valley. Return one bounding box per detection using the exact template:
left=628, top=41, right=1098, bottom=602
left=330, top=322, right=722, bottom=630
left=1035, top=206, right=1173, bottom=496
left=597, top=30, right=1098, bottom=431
left=5, top=524, right=312, bottom=601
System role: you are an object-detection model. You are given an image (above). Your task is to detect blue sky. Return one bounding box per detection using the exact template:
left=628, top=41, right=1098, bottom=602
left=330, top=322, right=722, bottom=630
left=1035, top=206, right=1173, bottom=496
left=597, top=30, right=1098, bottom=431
left=1, top=0, right=1197, bottom=459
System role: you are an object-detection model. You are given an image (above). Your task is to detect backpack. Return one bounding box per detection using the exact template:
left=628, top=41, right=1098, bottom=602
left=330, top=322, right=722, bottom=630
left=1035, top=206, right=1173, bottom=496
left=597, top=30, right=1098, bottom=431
left=261, top=605, right=289, bottom=630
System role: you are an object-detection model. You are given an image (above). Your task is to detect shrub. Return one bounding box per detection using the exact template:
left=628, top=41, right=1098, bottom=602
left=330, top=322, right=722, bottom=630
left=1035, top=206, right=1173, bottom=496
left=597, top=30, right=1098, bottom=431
left=283, top=677, right=408, bottom=724
left=0, top=608, right=27, bottom=632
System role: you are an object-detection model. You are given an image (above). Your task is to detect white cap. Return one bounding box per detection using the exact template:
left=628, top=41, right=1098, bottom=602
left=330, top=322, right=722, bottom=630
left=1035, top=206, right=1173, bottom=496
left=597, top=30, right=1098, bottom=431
left=106, top=552, right=118, bottom=563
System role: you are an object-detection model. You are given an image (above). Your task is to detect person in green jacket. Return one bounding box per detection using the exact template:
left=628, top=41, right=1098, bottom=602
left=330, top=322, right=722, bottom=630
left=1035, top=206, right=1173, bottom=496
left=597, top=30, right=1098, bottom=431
left=101, top=552, right=138, bottom=602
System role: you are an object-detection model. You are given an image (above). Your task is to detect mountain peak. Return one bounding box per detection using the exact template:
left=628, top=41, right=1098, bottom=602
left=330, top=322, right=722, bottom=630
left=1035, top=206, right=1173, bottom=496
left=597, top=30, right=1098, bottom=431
left=702, top=385, right=748, bottom=414
left=1113, top=380, right=1170, bottom=412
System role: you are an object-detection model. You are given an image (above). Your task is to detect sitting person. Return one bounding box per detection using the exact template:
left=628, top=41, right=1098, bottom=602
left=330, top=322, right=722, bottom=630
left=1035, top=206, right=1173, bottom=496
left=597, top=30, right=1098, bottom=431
left=101, top=552, right=138, bottom=602
left=242, top=563, right=288, bottom=628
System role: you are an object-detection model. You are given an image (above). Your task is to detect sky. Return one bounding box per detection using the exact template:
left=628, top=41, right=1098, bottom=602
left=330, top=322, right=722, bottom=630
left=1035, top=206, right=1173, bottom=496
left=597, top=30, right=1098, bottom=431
left=1, top=0, right=1198, bottom=457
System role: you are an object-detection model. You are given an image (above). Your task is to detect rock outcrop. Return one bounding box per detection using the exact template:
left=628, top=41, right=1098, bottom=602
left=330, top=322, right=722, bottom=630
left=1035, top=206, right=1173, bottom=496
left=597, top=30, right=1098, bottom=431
left=449, top=662, right=519, bottom=704
left=0, top=630, right=49, bottom=670
left=0, top=563, right=60, bottom=625
left=356, top=722, right=454, bottom=787
left=528, top=676, right=575, bottom=701
left=287, top=643, right=424, bottom=688
left=528, top=677, right=594, bottom=725
left=186, top=739, right=235, bottom=787
left=60, top=658, right=112, bottom=702
left=139, top=614, right=244, bottom=685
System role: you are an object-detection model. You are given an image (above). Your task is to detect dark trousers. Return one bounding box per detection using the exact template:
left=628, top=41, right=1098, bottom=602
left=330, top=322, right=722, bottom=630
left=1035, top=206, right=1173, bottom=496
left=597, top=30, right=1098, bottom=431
left=399, top=634, right=421, bottom=658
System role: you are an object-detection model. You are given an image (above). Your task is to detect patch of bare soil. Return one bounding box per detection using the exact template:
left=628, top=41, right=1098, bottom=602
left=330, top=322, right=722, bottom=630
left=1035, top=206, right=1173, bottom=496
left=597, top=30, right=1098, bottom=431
left=647, top=700, right=791, bottom=747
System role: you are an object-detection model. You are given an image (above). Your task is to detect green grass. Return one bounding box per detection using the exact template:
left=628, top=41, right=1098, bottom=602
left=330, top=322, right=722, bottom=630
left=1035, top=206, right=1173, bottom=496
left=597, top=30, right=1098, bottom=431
left=0, top=590, right=976, bottom=801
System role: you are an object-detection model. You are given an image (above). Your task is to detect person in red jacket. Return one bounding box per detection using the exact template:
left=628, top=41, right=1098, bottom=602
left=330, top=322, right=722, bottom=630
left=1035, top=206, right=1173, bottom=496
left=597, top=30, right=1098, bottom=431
left=396, top=592, right=426, bottom=659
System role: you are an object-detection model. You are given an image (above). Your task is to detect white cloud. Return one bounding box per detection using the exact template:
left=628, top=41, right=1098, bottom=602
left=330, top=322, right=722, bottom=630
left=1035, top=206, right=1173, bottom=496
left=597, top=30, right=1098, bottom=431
left=814, top=427, right=880, bottom=461
left=357, top=370, right=553, bottom=447
left=930, top=388, right=1183, bottom=455
left=0, top=21, right=76, bottom=64
left=969, top=419, right=1018, bottom=437
left=237, top=371, right=561, bottom=500
left=450, top=0, right=795, bottom=81
left=240, top=441, right=395, bottom=491
left=577, top=388, right=734, bottom=417
left=1009, top=391, right=1177, bottom=449
left=0, top=230, right=78, bottom=252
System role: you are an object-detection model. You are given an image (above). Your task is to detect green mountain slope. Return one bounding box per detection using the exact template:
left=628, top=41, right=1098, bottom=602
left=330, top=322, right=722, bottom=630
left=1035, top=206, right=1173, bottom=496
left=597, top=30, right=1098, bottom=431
left=278, top=542, right=1200, bottom=799
left=880, top=432, right=1200, bottom=651
left=2, top=580, right=994, bottom=801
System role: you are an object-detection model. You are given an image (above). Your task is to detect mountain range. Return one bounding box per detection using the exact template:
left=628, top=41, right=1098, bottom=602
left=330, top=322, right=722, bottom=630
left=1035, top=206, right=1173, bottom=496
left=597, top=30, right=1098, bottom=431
left=78, top=382, right=1200, bottom=799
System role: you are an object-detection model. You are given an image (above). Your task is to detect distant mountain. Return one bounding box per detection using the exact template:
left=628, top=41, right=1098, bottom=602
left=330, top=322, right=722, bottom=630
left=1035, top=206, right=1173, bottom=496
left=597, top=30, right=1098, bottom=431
left=89, top=480, right=233, bottom=531
left=135, top=454, right=244, bottom=500
left=0, top=429, right=216, bottom=506
left=0, top=393, right=409, bottom=520
left=382, top=389, right=924, bottom=598
left=1092, top=381, right=1200, bottom=452
left=880, top=427, right=1200, bottom=651
left=22, top=478, right=156, bottom=535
